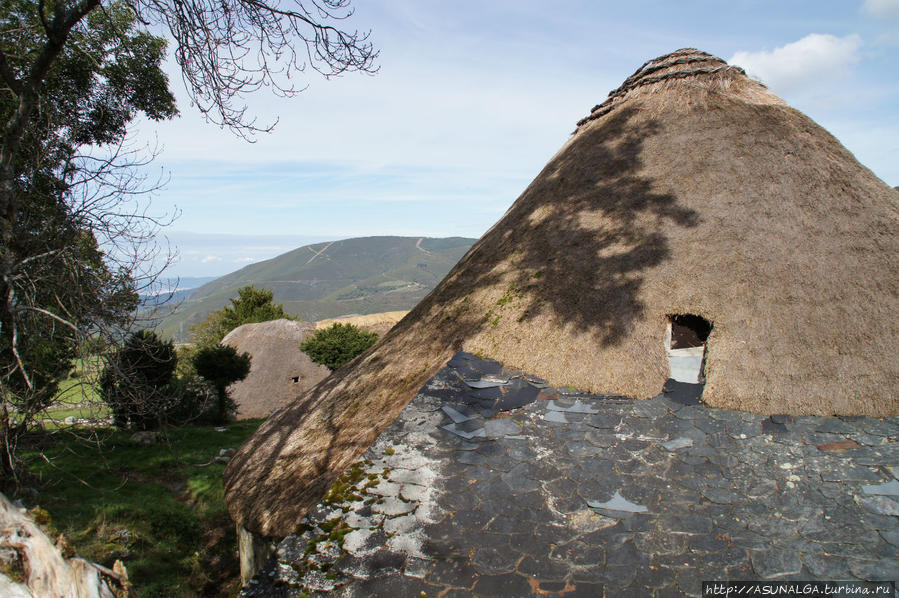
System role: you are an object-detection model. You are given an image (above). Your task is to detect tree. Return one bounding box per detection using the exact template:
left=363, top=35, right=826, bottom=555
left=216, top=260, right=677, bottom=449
left=0, top=2, right=177, bottom=482
left=192, top=345, right=251, bottom=424
left=0, top=0, right=375, bottom=485
left=101, top=330, right=177, bottom=430
left=190, top=286, right=292, bottom=348
left=1, top=0, right=377, bottom=237
left=300, top=323, right=378, bottom=370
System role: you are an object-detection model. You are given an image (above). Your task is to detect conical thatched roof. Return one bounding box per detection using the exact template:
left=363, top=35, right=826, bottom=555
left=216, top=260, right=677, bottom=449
left=225, top=49, right=899, bottom=537
left=222, top=319, right=329, bottom=419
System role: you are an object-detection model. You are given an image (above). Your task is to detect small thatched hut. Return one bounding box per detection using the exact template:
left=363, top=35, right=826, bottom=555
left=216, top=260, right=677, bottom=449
left=225, top=49, right=899, bottom=537
left=222, top=319, right=330, bottom=419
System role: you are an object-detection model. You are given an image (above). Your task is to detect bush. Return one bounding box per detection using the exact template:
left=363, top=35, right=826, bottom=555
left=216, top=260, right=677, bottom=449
left=101, top=330, right=177, bottom=431
left=300, top=323, right=379, bottom=370
left=103, top=336, right=244, bottom=429
left=192, top=345, right=251, bottom=424
left=164, top=376, right=219, bottom=426
left=190, top=286, right=293, bottom=348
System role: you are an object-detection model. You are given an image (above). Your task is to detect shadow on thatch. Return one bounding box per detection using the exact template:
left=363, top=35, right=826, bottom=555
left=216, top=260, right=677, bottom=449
left=438, top=105, right=699, bottom=347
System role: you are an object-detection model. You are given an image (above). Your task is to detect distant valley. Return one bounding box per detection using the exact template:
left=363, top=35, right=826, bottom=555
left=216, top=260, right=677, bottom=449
left=150, top=236, right=476, bottom=342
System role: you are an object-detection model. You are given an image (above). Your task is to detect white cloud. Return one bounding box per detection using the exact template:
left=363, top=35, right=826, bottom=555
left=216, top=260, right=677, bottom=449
left=729, top=34, right=862, bottom=94
left=864, top=0, right=899, bottom=19
left=200, top=255, right=223, bottom=263
left=233, top=257, right=256, bottom=264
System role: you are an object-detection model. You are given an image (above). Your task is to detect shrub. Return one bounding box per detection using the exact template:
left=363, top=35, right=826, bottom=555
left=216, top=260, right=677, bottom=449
left=192, top=345, right=251, bottom=424
left=101, top=330, right=177, bottom=431
left=300, top=323, right=378, bottom=371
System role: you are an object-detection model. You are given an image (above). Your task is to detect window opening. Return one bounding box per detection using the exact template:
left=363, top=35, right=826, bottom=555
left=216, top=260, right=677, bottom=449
left=666, top=314, right=712, bottom=384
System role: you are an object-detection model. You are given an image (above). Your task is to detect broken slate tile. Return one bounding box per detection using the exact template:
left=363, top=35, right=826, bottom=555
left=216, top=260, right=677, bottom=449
left=544, top=411, right=569, bottom=423
left=441, top=423, right=487, bottom=440
left=454, top=451, right=487, bottom=466
left=482, top=418, right=521, bottom=438
left=587, top=490, right=648, bottom=513
left=471, top=386, right=505, bottom=400
left=878, top=529, right=899, bottom=547
left=856, top=495, right=899, bottom=516
left=545, top=399, right=600, bottom=414
left=662, top=437, right=693, bottom=451
left=441, top=405, right=475, bottom=424
left=860, top=479, right=899, bottom=496
left=817, top=439, right=861, bottom=453
left=464, top=377, right=510, bottom=389
left=750, top=549, right=802, bottom=579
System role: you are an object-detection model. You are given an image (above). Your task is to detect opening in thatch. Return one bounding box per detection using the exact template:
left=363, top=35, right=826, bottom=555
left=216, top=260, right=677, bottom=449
left=666, top=314, right=712, bottom=384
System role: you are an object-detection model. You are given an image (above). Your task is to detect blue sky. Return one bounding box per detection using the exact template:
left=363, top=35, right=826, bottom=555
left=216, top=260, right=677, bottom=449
left=133, top=0, right=899, bottom=277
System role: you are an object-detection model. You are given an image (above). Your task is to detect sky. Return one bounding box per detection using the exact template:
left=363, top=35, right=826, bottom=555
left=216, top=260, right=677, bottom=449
left=131, top=0, right=899, bottom=278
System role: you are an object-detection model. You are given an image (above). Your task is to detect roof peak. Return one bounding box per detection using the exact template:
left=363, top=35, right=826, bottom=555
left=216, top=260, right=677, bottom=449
left=576, top=48, right=748, bottom=129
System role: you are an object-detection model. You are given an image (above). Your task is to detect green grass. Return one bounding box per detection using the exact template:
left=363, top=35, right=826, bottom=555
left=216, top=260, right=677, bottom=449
left=19, top=420, right=263, bottom=597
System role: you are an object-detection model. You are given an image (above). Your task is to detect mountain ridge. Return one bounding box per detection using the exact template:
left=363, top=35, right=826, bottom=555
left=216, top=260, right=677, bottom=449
left=152, top=236, right=476, bottom=342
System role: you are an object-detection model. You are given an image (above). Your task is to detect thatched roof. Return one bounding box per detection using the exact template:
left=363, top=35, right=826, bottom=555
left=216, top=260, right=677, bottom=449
left=225, top=49, right=899, bottom=537
left=222, top=319, right=329, bottom=419
left=314, top=311, right=408, bottom=337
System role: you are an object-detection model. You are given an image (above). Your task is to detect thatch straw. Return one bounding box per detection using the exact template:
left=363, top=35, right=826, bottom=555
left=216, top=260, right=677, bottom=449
left=225, top=49, right=899, bottom=537
left=222, top=319, right=329, bottom=419
left=314, top=311, right=408, bottom=336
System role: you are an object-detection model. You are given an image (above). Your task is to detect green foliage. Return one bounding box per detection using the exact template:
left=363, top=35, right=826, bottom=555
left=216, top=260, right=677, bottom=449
left=192, top=345, right=251, bottom=424
left=190, top=286, right=292, bottom=348
left=101, top=331, right=176, bottom=431
left=19, top=420, right=263, bottom=596
left=300, top=323, right=379, bottom=371
left=0, top=0, right=175, bottom=483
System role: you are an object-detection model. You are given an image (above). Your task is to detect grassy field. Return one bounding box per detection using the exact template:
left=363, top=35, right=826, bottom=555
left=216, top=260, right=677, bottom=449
left=19, top=420, right=263, bottom=597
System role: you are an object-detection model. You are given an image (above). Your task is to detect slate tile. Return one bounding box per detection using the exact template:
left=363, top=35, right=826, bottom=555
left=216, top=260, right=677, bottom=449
left=425, top=558, right=479, bottom=589
left=605, top=539, right=649, bottom=566
left=572, top=564, right=636, bottom=586
left=451, top=508, right=493, bottom=531
left=848, top=558, right=899, bottom=581
left=633, top=530, right=689, bottom=556
left=550, top=539, right=605, bottom=567
left=633, top=564, right=676, bottom=589
left=685, top=533, right=729, bottom=554
left=611, top=584, right=658, bottom=597
left=464, top=466, right=499, bottom=483
left=439, top=489, right=479, bottom=511
left=750, top=549, right=802, bottom=579
left=515, top=555, right=571, bottom=581
left=584, top=428, right=616, bottom=447
left=856, top=495, right=899, bottom=516
left=471, top=546, right=520, bottom=575
left=472, top=573, right=534, bottom=596
left=801, top=553, right=850, bottom=579
left=654, top=586, right=689, bottom=598
left=510, top=490, right=546, bottom=510
left=486, top=513, right=528, bottom=534
left=454, top=450, right=487, bottom=466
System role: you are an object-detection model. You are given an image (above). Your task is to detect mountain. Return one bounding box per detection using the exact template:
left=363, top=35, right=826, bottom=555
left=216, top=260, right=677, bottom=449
left=151, top=236, right=476, bottom=342
left=138, top=276, right=219, bottom=309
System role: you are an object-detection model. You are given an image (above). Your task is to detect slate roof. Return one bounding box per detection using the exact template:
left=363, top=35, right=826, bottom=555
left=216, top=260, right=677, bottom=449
left=241, top=353, right=899, bottom=597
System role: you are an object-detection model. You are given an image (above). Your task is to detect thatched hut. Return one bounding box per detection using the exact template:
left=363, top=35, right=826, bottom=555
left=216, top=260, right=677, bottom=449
left=222, top=319, right=330, bottom=419
left=225, top=49, right=899, bottom=538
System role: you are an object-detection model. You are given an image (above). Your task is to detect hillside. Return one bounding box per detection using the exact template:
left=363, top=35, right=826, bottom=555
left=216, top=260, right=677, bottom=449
left=152, top=236, right=476, bottom=342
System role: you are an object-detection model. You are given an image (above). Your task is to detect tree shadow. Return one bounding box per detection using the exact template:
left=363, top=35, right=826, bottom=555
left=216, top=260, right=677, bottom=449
left=437, top=104, right=699, bottom=347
